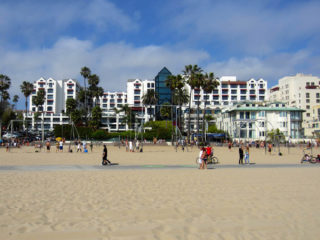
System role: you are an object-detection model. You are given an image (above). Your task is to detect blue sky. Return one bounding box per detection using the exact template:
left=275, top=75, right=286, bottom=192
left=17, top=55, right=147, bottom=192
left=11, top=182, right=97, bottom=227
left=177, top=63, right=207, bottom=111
left=1, top=0, right=320, bottom=109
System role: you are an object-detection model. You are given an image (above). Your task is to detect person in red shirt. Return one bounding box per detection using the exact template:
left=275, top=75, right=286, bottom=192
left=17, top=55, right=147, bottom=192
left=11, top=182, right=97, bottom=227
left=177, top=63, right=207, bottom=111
left=206, top=145, right=212, bottom=155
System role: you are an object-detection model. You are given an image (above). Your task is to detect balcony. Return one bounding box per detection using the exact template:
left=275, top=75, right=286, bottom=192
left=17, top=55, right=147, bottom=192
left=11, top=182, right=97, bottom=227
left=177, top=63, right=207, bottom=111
left=306, top=85, right=318, bottom=89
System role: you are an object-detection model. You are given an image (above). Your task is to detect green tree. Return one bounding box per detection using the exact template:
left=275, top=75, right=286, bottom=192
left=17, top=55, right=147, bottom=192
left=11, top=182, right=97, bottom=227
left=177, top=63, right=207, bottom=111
left=173, top=88, right=189, bottom=134
left=142, top=89, right=158, bottom=121
left=267, top=128, right=285, bottom=143
left=12, top=95, right=19, bottom=109
left=89, top=106, right=102, bottom=129
left=201, top=72, right=219, bottom=139
left=0, top=74, right=11, bottom=116
left=20, top=81, right=34, bottom=125
left=120, top=104, right=135, bottom=130
left=80, top=66, right=91, bottom=125
left=1, top=108, right=16, bottom=127
left=0, top=74, right=11, bottom=104
left=33, top=89, right=45, bottom=133
left=183, top=65, right=203, bottom=141
left=66, top=98, right=77, bottom=116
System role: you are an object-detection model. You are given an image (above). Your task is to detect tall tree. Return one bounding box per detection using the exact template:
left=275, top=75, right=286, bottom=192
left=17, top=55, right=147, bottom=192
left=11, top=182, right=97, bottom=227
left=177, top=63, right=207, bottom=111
left=80, top=66, right=91, bottom=124
left=20, top=81, right=34, bottom=119
left=173, top=88, right=189, bottom=133
left=0, top=74, right=11, bottom=115
left=12, top=95, right=19, bottom=109
left=33, top=89, right=45, bottom=133
left=89, top=106, right=102, bottom=129
left=142, top=89, right=158, bottom=121
left=182, top=65, right=203, bottom=142
left=120, top=104, right=135, bottom=130
left=201, top=72, right=219, bottom=140
left=0, top=74, right=11, bottom=103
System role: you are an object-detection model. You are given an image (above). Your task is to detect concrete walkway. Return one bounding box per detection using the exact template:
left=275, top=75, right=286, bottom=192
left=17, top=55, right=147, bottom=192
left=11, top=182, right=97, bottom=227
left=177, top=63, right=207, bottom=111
left=0, top=163, right=319, bottom=172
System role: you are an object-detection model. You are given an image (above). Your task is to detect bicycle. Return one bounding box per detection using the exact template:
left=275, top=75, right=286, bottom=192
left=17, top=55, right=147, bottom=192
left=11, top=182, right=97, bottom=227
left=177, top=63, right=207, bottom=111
left=195, top=154, right=220, bottom=165
left=300, top=148, right=317, bottom=164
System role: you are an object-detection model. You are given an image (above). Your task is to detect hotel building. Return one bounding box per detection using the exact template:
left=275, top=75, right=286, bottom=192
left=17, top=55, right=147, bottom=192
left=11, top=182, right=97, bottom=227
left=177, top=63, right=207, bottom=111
left=269, top=73, right=320, bottom=137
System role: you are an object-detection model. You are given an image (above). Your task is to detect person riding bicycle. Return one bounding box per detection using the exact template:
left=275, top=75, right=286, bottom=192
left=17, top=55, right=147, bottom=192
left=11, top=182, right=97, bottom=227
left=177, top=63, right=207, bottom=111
left=206, top=144, right=213, bottom=158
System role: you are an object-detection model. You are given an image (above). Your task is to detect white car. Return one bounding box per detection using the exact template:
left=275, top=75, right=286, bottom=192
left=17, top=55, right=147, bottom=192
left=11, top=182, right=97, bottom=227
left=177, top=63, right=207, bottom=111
left=2, top=133, right=18, bottom=139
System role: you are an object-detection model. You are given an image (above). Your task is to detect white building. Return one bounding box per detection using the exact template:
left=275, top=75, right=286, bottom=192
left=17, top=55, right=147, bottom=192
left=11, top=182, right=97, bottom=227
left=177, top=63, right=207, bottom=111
left=182, top=76, right=268, bottom=132
left=269, top=73, right=320, bottom=137
left=216, top=102, right=304, bottom=141
left=26, top=78, right=81, bottom=130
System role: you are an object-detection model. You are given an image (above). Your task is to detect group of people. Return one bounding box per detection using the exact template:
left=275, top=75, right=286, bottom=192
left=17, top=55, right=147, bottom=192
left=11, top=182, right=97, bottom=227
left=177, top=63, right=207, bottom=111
left=198, top=145, right=213, bottom=169
left=238, top=145, right=250, bottom=164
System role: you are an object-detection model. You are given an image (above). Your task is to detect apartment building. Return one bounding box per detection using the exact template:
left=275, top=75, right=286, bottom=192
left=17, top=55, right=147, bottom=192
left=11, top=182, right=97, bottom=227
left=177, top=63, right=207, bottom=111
left=182, top=76, right=268, bottom=131
left=216, top=102, right=304, bottom=141
left=26, top=78, right=81, bottom=130
left=269, top=73, right=320, bottom=137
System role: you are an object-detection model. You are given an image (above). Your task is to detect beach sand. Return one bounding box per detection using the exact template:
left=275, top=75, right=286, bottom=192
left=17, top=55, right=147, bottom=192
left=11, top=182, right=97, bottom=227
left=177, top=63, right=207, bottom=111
left=0, top=145, right=320, bottom=239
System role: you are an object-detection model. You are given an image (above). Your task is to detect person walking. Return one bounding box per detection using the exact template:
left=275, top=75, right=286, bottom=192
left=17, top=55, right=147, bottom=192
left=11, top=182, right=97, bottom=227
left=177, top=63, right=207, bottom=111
left=102, top=145, right=111, bottom=165
left=198, top=147, right=204, bottom=169
left=244, top=145, right=250, bottom=164
left=239, top=145, right=244, bottom=164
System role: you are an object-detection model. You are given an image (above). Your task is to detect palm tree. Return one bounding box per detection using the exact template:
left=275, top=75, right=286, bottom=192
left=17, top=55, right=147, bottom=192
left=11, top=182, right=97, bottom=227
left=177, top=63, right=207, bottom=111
left=0, top=74, right=11, bottom=104
left=20, top=82, right=34, bottom=122
left=120, top=104, right=134, bottom=131
left=182, top=65, right=203, bottom=142
left=80, top=66, right=91, bottom=124
left=33, top=89, right=45, bottom=135
left=12, top=95, right=19, bottom=109
left=142, top=89, right=158, bottom=121
left=173, top=88, right=189, bottom=133
left=201, top=72, right=219, bottom=141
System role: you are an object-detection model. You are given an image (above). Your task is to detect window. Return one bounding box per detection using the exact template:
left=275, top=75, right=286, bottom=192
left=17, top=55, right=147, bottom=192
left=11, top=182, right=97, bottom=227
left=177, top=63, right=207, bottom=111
left=250, top=90, right=255, bottom=94
left=240, top=96, right=246, bottom=100
left=259, top=122, right=265, bottom=127
left=147, top=83, right=150, bottom=88
left=259, top=111, right=265, bottom=117
left=134, top=90, right=140, bottom=95
left=317, top=93, right=320, bottom=98
left=47, top=106, right=52, bottom=111
left=259, top=131, right=265, bottom=137
left=151, top=83, right=154, bottom=88
left=306, top=113, right=310, bottom=117
left=251, top=112, right=256, bottom=119
left=47, top=95, right=53, bottom=99
left=240, top=112, right=244, bottom=119
left=231, top=90, right=237, bottom=94
left=134, top=96, right=140, bottom=100
left=306, top=105, right=310, bottom=109
left=245, top=112, right=250, bottom=119
left=48, top=83, right=53, bottom=87
left=47, top=89, right=53, bottom=93
left=306, top=93, right=310, bottom=98
left=306, top=99, right=310, bottom=103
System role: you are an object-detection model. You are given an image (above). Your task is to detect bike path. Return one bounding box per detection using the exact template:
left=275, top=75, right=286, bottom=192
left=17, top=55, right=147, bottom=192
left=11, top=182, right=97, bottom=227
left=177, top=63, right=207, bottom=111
left=0, top=163, right=318, bottom=172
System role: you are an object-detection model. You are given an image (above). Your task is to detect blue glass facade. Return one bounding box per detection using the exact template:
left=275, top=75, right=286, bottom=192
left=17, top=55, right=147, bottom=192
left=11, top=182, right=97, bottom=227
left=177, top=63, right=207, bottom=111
left=155, top=67, right=172, bottom=119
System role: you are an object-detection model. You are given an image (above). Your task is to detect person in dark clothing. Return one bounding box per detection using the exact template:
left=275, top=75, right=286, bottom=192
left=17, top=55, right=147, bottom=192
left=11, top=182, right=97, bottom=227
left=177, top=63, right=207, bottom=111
left=102, top=145, right=111, bottom=165
left=239, top=145, right=244, bottom=164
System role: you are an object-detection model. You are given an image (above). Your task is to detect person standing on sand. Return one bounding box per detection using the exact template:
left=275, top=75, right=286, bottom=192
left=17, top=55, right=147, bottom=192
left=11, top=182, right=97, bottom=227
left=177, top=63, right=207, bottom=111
left=239, top=145, right=244, bottom=164
left=198, top=147, right=204, bottom=169
left=46, top=141, right=51, bottom=153
left=244, top=145, right=250, bottom=164
left=102, top=145, right=111, bottom=165
left=90, top=141, right=93, bottom=152
left=268, top=143, right=272, bottom=155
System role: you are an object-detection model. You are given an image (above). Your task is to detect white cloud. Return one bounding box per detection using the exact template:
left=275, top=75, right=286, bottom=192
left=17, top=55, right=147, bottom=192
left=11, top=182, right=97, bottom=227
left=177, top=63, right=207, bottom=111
left=0, top=0, right=138, bottom=46
left=0, top=37, right=209, bottom=108
left=168, top=0, right=320, bottom=55
left=205, top=50, right=320, bottom=86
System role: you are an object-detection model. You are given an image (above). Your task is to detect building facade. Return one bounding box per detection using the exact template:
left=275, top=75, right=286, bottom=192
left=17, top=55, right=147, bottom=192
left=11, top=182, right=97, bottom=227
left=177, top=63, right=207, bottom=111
left=26, top=78, right=81, bottom=130
left=269, top=73, right=320, bottom=137
left=216, top=102, right=304, bottom=141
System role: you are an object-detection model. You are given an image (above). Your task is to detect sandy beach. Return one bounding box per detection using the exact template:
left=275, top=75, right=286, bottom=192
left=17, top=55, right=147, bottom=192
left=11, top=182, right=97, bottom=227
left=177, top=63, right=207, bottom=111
left=0, top=145, right=320, bottom=239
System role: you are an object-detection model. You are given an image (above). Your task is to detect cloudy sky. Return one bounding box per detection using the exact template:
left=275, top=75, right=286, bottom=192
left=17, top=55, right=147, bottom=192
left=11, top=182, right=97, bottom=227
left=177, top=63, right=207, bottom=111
left=1, top=0, right=320, bottom=109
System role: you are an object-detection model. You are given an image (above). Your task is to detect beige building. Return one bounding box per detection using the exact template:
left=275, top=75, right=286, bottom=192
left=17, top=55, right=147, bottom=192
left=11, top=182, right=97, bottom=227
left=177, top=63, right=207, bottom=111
left=269, top=73, right=320, bottom=137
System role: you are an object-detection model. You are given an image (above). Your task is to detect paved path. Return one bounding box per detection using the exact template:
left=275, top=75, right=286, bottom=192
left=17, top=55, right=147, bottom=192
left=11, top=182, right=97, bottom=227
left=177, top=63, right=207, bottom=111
left=0, top=163, right=319, bottom=172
